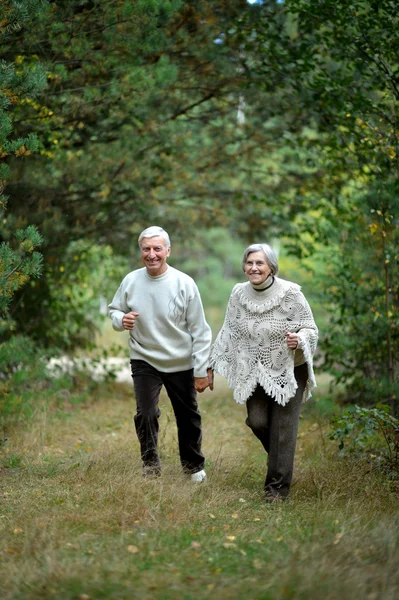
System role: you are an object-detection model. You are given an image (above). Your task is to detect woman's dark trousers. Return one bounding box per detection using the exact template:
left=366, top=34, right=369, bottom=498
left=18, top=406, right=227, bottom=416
left=130, top=359, right=205, bottom=474
left=245, top=363, right=308, bottom=498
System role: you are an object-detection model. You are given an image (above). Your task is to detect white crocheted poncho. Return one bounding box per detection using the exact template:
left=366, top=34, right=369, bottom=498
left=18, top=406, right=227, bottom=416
left=209, top=277, right=318, bottom=406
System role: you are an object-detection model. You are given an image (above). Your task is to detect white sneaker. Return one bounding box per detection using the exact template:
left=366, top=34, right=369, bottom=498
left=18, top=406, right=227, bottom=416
left=191, top=469, right=207, bottom=483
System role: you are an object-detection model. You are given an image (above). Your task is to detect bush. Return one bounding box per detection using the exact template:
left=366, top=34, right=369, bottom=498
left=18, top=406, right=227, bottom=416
left=327, top=404, right=399, bottom=478
left=0, top=335, right=50, bottom=428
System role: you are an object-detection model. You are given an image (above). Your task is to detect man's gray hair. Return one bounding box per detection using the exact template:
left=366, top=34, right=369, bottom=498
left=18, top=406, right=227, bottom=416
left=138, top=226, right=171, bottom=249
left=242, top=243, right=279, bottom=275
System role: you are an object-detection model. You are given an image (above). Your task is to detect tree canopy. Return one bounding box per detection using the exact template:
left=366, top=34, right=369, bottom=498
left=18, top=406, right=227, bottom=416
left=0, top=0, right=398, bottom=410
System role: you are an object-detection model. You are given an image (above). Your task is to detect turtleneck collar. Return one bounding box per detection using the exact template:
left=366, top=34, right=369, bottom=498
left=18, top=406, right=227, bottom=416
left=251, top=274, right=275, bottom=292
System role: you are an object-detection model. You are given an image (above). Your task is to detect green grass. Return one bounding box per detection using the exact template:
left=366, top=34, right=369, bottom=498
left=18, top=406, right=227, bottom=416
left=1, top=376, right=398, bottom=599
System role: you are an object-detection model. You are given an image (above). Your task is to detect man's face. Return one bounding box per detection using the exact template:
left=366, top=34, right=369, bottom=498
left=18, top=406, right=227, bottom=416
left=140, top=236, right=171, bottom=276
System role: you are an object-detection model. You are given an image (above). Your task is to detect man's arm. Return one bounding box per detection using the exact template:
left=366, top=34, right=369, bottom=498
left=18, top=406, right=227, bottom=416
left=108, top=280, right=128, bottom=331
left=186, top=284, right=213, bottom=388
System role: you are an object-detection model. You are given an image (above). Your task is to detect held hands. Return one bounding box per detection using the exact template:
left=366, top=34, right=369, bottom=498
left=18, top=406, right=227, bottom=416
left=285, top=332, right=299, bottom=350
left=194, top=369, right=214, bottom=393
left=122, top=311, right=139, bottom=330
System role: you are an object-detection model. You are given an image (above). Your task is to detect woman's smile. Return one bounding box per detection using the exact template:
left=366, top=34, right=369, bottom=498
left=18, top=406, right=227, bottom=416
left=244, top=250, right=272, bottom=285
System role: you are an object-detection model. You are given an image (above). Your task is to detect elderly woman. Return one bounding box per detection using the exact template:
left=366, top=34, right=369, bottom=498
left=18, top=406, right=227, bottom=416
left=209, top=244, right=318, bottom=502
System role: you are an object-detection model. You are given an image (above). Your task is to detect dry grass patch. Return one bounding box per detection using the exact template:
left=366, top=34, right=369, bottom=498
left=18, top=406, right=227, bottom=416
left=1, top=376, right=398, bottom=599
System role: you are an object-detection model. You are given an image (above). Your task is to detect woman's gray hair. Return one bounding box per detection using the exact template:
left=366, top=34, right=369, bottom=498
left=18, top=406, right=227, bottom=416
left=242, top=244, right=279, bottom=275
left=138, top=226, right=171, bottom=249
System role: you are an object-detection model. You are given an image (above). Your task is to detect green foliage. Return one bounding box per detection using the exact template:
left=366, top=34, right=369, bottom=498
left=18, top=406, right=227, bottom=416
left=173, top=227, right=244, bottom=285
left=0, top=334, right=47, bottom=427
left=0, top=0, right=398, bottom=433
left=15, top=242, right=128, bottom=350
left=0, top=333, right=118, bottom=430
left=0, top=0, right=49, bottom=204
left=236, top=0, right=399, bottom=409
left=0, top=0, right=48, bottom=41
left=0, top=0, right=48, bottom=324
left=313, top=181, right=399, bottom=411
left=327, top=404, right=399, bottom=475
left=0, top=225, right=43, bottom=323
left=0, top=333, right=36, bottom=373
left=2, top=0, right=260, bottom=345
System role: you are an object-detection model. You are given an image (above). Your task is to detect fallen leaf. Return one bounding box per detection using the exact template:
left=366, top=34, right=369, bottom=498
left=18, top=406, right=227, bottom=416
left=223, top=542, right=236, bottom=548
left=231, top=513, right=239, bottom=519
left=208, top=513, right=216, bottom=519
left=127, top=545, right=139, bottom=553
left=191, top=541, right=201, bottom=549
left=226, top=535, right=236, bottom=541
left=13, top=528, right=23, bottom=534
left=334, top=533, right=343, bottom=545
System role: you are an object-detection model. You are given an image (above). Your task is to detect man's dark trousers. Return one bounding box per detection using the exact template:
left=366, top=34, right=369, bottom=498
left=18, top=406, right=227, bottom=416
left=130, top=359, right=205, bottom=474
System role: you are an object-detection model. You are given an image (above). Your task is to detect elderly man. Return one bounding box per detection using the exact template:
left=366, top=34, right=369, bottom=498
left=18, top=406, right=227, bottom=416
left=109, top=226, right=212, bottom=482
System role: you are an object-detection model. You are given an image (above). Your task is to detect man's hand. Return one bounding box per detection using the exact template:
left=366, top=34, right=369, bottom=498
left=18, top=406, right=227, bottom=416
left=194, top=369, right=215, bottom=393
left=194, top=376, right=209, bottom=393
left=122, top=312, right=139, bottom=330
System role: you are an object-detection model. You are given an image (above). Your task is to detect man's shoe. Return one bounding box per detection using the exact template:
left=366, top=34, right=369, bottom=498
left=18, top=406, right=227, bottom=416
left=264, top=491, right=284, bottom=503
left=143, top=465, right=161, bottom=478
left=191, top=469, right=207, bottom=483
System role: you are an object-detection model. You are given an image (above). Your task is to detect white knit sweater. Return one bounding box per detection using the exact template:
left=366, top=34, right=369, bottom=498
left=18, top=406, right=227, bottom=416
left=209, top=277, right=318, bottom=405
left=108, top=266, right=212, bottom=377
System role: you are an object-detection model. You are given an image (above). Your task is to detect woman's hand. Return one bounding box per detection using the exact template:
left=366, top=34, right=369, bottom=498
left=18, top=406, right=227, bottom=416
left=285, top=332, right=299, bottom=350
left=207, top=368, right=214, bottom=391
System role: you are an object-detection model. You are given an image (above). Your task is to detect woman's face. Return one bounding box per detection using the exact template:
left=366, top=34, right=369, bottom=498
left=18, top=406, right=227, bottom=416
left=244, top=251, right=272, bottom=285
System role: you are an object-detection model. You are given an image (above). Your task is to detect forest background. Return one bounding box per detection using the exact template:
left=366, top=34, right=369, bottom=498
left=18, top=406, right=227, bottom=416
left=2, top=0, right=399, bottom=408
left=1, top=1, right=399, bottom=598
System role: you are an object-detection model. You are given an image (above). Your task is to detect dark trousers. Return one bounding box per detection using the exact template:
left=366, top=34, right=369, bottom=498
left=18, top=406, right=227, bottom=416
left=130, top=360, right=205, bottom=474
left=245, top=363, right=308, bottom=498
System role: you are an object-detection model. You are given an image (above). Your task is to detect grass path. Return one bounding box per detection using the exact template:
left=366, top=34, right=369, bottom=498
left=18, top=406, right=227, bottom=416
left=1, top=376, right=398, bottom=600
